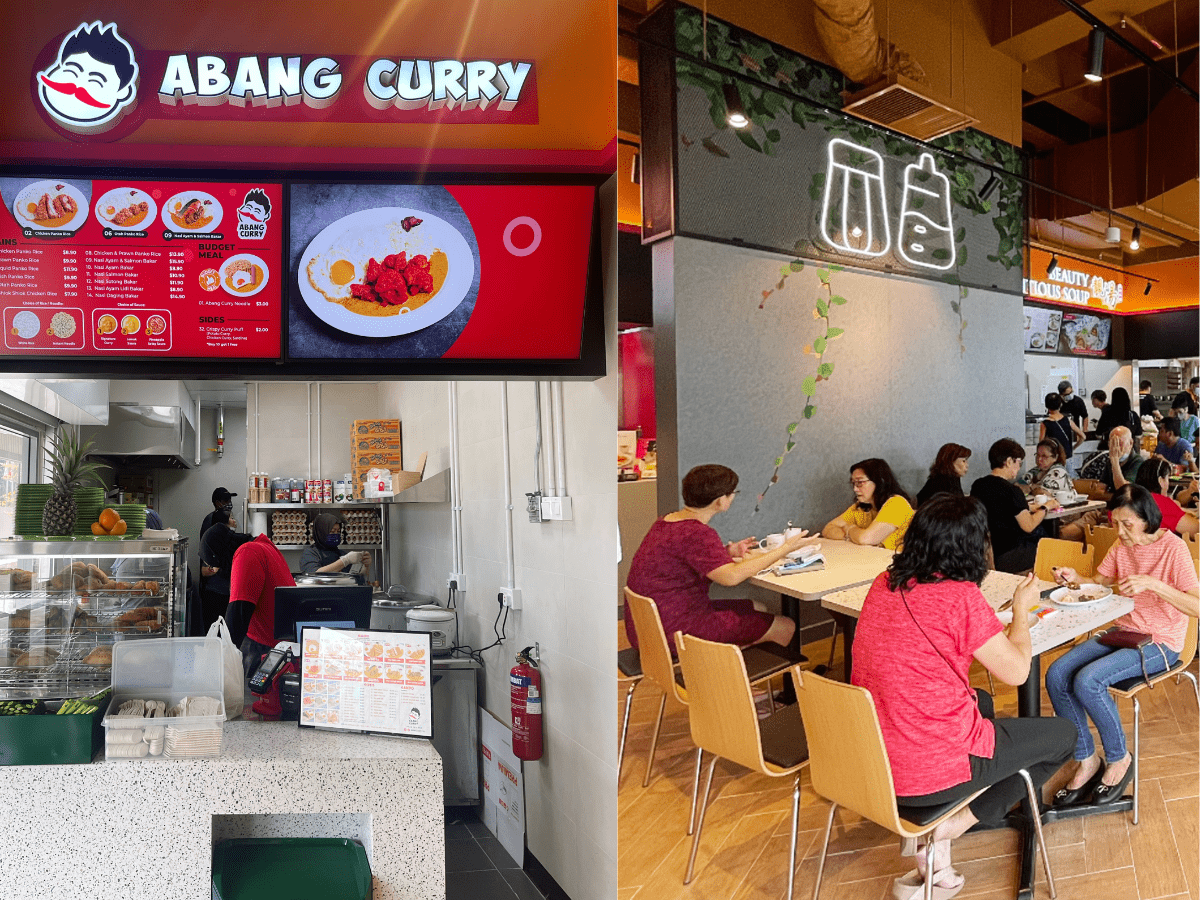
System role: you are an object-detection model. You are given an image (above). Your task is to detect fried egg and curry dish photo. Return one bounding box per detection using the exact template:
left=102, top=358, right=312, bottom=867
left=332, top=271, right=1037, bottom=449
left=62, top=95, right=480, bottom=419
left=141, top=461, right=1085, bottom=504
left=13, top=180, right=88, bottom=232
left=298, top=207, right=475, bottom=339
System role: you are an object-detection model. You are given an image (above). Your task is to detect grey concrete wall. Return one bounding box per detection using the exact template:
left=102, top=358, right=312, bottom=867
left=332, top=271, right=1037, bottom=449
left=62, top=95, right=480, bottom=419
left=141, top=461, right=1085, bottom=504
left=660, top=236, right=1026, bottom=545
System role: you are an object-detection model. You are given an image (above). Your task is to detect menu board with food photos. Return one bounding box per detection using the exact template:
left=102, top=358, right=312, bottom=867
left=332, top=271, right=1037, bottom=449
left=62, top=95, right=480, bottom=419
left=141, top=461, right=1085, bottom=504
left=0, top=175, right=283, bottom=359
left=299, top=627, right=432, bottom=739
left=1024, top=304, right=1111, bottom=358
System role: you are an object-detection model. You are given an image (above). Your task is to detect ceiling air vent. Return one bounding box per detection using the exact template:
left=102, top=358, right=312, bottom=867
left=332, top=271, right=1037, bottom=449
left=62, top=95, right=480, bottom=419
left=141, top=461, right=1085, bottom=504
left=842, top=73, right=978, bottom=142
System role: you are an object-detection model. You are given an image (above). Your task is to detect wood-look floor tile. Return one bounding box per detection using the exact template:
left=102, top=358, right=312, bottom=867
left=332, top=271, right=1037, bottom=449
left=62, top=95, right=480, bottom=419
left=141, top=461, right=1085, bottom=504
left=1128, top=780, right=1190, bottom=899
left=1164, top=797, right=1198, bottom=900
left=617, top=888, right=639, bottom=900
left=1082, top=808, right=1133, bottom=872
left=1154, top=773, right=1200, bottom=801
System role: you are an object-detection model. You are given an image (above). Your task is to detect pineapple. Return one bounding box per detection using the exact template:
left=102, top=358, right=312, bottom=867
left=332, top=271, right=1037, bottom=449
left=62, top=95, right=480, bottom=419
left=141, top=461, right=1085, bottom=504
left=41, top=430, right=108, bottom=537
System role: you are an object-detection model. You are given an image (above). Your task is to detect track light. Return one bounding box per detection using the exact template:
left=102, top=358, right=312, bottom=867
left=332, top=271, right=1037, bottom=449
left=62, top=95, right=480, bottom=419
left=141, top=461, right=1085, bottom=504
left=979, top=174, right=999, bottom=200
left=1105, top=224, right=1121, bottom=243
left=1085, top=28, right=1105, bottom=82
left=1144, top=281, right=1152, bottom=295
left=1129, top=225, right=1141, bottom=250
left=1046, top=254, right=1059, bottom=275
left=631, top=151, right=640, bottom=185
left=723, top=82, right=749, bottom=129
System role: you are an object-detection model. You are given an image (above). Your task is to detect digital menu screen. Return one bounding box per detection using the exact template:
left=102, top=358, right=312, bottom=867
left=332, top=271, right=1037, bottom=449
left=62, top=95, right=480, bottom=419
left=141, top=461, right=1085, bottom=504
left=287, top=183, right=594, bottom=360
left=1023, top=303, right=1111, bottom=358
left=0, top=176, right=283, bottom=359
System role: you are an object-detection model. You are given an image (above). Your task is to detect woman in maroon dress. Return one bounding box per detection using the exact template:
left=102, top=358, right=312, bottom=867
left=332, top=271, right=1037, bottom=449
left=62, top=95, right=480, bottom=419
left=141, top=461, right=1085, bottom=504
left=624, top=464, right=814, bottom=653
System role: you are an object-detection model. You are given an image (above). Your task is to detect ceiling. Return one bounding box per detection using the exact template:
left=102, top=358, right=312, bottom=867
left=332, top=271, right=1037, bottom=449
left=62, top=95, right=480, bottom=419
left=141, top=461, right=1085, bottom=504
left=618, top=0, right=1199, bottom=267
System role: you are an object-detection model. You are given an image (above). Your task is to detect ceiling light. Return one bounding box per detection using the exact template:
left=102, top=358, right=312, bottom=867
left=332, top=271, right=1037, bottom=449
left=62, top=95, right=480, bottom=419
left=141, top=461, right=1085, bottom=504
left=1046, top=254, right=1059, bottom=275
left=1105, top=224, right=1121, bottom=243
left=979, top=174, right=1000, bottom=200
left=1129, top=225, right=1140, bottom=250
left=1085, top=28, right=1105, bottom=82
left=1144, top=281, right=1152, bottom=295
left=723, top=83, right=749, bottom=129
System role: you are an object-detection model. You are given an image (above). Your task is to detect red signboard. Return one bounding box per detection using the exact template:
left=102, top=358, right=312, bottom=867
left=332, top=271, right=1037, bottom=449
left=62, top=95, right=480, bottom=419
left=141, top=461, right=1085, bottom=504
left=0, top=177, right=283, bottom=358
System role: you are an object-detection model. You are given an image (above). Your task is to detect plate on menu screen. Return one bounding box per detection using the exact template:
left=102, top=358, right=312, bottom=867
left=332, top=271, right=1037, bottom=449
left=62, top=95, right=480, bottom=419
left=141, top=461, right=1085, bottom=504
left=297, top=207, right=475, bottom=338
left=1049, top=584, right=1114, bottom=606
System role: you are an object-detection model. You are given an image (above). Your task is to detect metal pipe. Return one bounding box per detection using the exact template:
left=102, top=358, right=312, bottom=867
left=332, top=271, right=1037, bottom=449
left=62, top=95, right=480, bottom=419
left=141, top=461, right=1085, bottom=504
left=306, top=382, right=312, bottom=480
left=551, top=381, right=566, bottom=496
left=315, top=383, right=321, bottom=480
left=194, top=398, right=202, bottom=467
left=254, top=383, right=260, bottom=475
left=533, top=381, right=543, bottom=495
left=448, top=382, right=463, bottom=576
left=499, top=382, right=516, bottom=590
left=217, top=403, right=224, bottom=459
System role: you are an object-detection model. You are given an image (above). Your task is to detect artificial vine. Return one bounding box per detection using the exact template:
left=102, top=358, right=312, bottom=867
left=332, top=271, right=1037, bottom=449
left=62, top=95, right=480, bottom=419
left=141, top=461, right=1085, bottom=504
left=754, top=262, right=848, bottom=513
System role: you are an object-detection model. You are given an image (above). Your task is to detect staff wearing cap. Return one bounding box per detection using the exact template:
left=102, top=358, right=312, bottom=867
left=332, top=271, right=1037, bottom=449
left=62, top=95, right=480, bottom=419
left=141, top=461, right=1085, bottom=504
left=200, top=487, right=237, bottom=543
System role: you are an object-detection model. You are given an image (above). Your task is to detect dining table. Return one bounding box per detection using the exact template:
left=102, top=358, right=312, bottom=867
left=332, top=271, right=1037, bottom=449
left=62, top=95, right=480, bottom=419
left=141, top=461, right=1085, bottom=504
left=822, top=571, right=1136, bottom=900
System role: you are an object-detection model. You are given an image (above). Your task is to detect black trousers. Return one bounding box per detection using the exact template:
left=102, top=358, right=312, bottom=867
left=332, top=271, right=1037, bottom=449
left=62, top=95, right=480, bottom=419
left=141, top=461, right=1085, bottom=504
left=897, top=690, right=1077, bottom=827
left=200, top=588, right=230, bottom=635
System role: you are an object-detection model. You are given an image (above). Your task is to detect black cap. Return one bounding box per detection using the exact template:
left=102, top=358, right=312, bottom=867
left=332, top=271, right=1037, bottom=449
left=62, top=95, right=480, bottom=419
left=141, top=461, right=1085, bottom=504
left=212, top=487, right=237, bottom=503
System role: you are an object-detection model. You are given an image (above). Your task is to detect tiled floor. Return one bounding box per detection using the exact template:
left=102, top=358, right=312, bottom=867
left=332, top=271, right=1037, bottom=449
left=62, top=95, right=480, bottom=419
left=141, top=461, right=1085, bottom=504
left=446, top=806, right=563, bottom=900
left=618, top=626, right=1200, bottom=900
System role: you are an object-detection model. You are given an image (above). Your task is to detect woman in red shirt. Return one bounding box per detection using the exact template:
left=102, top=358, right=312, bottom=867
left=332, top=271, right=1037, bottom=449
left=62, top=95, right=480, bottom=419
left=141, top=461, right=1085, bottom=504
left=1135, top=458, right=1199, bottom=536
left=852, top=495, right=1076, bottom=900
left=624, top=464, right=815, bottom=653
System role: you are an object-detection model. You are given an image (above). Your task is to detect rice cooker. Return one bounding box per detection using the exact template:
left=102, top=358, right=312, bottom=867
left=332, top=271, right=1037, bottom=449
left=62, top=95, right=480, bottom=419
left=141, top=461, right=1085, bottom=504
left=405, top=605, right=457, bottom=656
left=370, top=589, right=435, bottom=631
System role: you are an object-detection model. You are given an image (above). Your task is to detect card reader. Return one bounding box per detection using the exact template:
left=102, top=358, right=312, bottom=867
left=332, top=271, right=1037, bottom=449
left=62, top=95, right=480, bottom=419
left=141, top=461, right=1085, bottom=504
left=249, top=640, right=300, bottom=695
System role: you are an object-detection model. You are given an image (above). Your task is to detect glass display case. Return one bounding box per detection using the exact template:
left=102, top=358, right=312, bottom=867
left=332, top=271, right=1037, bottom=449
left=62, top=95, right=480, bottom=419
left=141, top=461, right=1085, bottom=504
left=0, top=539, right=187, bottom=699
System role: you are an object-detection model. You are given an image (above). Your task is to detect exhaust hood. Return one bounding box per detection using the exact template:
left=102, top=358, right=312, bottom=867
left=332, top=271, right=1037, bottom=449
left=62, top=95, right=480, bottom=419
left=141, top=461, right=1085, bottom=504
left=85, top=402, right=197, bottom=470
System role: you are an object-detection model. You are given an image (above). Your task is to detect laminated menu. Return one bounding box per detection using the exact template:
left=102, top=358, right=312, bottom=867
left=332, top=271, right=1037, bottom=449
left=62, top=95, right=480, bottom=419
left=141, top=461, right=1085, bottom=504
left=299, top=627, right=432, bottom=739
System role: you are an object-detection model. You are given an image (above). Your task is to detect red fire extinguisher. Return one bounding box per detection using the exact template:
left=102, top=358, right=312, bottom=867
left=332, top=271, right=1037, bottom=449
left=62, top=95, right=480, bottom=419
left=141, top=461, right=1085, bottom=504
left=510, top=646, right=543, bottom=761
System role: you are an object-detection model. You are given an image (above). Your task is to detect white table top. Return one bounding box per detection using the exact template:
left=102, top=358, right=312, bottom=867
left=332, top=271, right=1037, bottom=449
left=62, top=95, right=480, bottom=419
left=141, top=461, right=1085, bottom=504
left=822, top=570, right=1135, bottom=656
left=748, top=540, right=894, bottom=601
left=1036, top=498, right=1108, bottom=520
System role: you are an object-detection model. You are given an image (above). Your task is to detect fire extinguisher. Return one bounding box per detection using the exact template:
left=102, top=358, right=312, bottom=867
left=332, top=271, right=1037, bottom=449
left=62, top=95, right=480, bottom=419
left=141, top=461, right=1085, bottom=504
left=510, top=646, right=543, bottom=761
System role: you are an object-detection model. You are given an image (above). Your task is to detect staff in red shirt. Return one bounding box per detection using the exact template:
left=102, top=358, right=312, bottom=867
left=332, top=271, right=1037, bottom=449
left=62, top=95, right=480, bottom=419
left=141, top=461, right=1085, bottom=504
left=226, top=532, right=296, bottom=679
left=852, top=494, right=1076, bottom=900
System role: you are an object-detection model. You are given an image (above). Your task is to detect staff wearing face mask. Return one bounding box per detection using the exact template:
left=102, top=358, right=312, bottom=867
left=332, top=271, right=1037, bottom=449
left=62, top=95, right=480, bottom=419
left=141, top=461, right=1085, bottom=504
left=299, top=513, right=371, bottom=583
left=200, top=487, right=236, bottom=542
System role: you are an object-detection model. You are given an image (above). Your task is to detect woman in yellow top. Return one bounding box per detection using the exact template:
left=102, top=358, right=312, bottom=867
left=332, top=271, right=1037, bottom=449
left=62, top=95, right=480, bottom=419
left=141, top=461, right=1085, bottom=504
left=823, top=458, right=915, bottom=551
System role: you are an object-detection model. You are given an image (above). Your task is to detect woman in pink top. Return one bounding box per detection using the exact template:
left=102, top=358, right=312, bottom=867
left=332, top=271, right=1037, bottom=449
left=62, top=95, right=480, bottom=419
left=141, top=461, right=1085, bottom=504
left=1046, top=483, right=1199, bottom=806
left=624, top=464, right=815, bottom=653
left=852, top=494, right=1076, bottom=900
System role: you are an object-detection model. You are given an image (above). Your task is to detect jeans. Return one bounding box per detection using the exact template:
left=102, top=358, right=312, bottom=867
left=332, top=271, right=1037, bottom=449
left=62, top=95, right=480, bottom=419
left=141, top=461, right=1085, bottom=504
left=1045, top=635, right=1180, bottom=762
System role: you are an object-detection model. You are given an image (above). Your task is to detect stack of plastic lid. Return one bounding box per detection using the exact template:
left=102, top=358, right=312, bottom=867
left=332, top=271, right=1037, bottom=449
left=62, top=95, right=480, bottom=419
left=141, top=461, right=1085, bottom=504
left=14, top=484, right=54, bottom=536
left=72, top=487, right=106, bottom=536
left=111, top=503, right=148, bottom=537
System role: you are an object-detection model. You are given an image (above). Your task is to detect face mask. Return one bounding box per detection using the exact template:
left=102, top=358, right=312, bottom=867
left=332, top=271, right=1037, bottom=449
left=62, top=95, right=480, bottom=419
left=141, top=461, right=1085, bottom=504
left=324, top=533, right=342, bottom=549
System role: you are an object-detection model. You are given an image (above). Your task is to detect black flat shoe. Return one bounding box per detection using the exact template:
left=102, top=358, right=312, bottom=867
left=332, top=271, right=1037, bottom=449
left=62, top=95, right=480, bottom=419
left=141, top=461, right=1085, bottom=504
left=1093, top=763, right=1135, bottom=805
left=1053, top=761, right=1106, bottom=807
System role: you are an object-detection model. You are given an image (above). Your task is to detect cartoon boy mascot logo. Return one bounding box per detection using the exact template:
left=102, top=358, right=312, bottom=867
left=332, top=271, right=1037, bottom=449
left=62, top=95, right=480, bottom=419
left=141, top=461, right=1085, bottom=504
left=236, top=189, right=272, bottom=240
left=37, top=21, right=139, bottom=136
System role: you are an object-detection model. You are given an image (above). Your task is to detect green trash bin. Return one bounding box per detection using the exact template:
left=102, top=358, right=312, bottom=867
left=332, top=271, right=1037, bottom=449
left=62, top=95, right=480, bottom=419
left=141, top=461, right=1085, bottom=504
left=212, top=838, right=372, bottom=900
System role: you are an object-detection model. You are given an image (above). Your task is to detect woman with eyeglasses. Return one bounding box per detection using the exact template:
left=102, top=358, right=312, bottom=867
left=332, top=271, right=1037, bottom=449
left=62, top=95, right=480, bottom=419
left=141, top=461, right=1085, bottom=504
left=823, top=458, right=915, bottom=551
left=624, top=464, right=815, bottom=653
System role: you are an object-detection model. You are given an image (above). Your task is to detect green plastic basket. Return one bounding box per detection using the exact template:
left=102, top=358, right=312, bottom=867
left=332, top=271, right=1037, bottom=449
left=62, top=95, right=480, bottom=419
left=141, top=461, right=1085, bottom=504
left=0, top=694, right=112, bottom=766
left=211, top=838, right=372, bottom=900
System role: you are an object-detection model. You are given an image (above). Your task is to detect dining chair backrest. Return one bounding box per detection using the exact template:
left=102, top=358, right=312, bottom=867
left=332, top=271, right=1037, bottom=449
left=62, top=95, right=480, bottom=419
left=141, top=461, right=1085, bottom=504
left=792, top=670, right=906, bottom=835
left=1083, top=525, right=1119, bottom=568
left=1180, top=616, right=1198, bottom=670
left=1184, top=531, right=1200, bottom=562
left=624, top=587, right=686, bottom=707
left=676, top=633, right=767, bottom=775
left=1073, top=478, right=1109, bottom=500
left=1034, top=538, right=1095, bottom=582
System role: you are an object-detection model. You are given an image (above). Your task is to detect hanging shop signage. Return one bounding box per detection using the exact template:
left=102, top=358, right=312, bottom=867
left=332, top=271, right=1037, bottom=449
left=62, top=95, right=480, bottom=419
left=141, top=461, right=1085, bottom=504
left=31, top=21, right=538, bottom=142
left=1023, top=260, right=1124, bottom=310
left=0, top=175, right=284, bottom=359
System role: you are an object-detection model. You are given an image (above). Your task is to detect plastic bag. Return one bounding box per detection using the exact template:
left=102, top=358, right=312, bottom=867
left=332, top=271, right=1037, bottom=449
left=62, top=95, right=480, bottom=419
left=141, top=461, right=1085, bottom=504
left=207, top=615, right=244, bottom=720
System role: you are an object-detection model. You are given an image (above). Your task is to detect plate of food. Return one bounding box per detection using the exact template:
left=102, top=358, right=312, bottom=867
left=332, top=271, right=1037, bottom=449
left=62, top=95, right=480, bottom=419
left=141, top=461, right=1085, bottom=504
left=297, top=207, right=475, bottom=337
left=219, top=253, right=270, bottom=297
left=1050, top=584, right=1114, bottom=606
left=94, top=187, right=155, bottom=231
left=1030, top=333, right=1044, bottom=349
left=13, top=180, right=87, bottom=231
left=161, top=190, right=222, bottom=233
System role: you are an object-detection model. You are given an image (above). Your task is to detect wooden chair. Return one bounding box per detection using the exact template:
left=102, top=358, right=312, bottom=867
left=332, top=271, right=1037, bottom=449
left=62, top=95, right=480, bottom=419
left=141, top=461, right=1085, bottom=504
left=1082, top=525, right=1119, bottom=568
left=1073, top=478, right=1109, bottom=501
left=1183, top=531, right=1199, bottom=562
left=623, top=588, right=796, bottom=829
left=1108, top=616, right=1200, bottom=824
left=1033, top=538, right=1095, bottom=583
left=617, top=647, right=643, bottom=782
left=794, top=670, right=1057, bottom=900
left=675, top=635, right=809, bottom=899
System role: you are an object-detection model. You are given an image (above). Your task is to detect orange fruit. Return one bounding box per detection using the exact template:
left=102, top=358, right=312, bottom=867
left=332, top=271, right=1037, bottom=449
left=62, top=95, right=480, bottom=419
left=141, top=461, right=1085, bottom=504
left=91, top=522, right=107, bottom=536
left=98, top=508, right=120, bottom=531
left=110, top=519, right=127, bottom=536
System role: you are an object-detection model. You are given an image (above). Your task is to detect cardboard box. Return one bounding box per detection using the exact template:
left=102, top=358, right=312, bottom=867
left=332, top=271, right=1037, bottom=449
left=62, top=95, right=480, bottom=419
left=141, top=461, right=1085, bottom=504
left=355, top=435, right=402, bottom=452
left=351, top=419, right=400, bottom=436
left=352, top=453, right=427, bottom=499
left=354, top=451, right=403, bottom=468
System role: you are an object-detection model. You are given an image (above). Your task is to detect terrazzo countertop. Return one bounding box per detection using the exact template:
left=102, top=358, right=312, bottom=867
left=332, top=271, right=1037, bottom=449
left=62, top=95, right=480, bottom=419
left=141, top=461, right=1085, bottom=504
left=0, top=721, right=445, bottom=900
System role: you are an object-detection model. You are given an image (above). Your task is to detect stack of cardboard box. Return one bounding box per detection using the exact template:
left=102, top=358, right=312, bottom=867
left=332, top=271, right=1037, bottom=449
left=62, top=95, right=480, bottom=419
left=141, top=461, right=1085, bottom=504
left=351, top=419, right=402, bottom=499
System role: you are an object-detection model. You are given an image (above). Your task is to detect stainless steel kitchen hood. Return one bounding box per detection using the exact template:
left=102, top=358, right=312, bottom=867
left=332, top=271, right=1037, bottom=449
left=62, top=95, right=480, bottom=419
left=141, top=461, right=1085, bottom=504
left=85, top=403, right=197, bottom=470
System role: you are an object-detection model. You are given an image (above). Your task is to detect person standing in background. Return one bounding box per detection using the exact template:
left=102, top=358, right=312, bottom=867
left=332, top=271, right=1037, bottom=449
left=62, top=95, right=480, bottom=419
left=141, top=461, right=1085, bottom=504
left=1139, top=380, right=1162, bottom=422
left=1171, top=400, right=1199, bottom=446
left=1058, top=380, right=1090, bottom=435
left=199, top=510, right=255, bottom=632
left=225, top=532, right=296, bottom=679
left=1171, top=377, right=1199, bottom=418
left=200, top=487, right=236, bottom=542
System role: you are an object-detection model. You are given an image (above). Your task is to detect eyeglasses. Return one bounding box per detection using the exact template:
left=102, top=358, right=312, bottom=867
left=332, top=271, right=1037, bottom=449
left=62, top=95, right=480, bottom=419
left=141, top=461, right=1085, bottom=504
left=849, top=479, right=872, bottom=487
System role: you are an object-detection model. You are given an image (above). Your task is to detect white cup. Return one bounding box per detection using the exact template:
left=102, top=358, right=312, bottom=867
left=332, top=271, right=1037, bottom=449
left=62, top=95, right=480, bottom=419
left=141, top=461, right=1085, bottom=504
left=757, top=533, right=785, bottom=550
left=784, top=527, right=806, bottom=541
left=1054, top=490, right=1074, bottom=506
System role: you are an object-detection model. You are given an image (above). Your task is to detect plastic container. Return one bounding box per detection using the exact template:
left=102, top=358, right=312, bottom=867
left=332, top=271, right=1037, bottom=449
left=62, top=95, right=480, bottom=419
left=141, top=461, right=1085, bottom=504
left=212, top=838, right=372, bottom=900
left=101, top=637, right=225, bottom=761
left=0, top=693, right=112, bottom=766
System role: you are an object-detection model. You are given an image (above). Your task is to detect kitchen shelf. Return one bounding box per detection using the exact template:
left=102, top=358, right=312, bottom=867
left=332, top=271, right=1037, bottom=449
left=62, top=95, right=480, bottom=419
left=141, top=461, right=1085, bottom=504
left=250, top=503, right=379, bottom=510
left=273, top=545, right=380, bottom=551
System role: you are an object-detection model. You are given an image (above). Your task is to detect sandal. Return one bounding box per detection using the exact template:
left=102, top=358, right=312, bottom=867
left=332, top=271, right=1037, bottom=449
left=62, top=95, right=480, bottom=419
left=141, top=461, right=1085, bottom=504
left=891, top=867, right=966, bottom=900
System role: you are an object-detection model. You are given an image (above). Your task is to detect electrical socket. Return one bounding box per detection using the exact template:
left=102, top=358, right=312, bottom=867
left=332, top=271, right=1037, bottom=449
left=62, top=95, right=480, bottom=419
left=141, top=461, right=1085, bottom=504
left=540, top=496, right=573, bottom=520
left=499, top=587, right=522, bottom=609
left=447, top=572, right=467, bottom=592
left=525, top=491, right=544, bottom=523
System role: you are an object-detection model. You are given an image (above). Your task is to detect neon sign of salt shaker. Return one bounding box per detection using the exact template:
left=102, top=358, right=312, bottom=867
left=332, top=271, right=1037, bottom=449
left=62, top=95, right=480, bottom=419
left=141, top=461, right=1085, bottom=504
left=897, top=153, right=956, bottom=271
left=820, top=138, right=891, bottom=258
